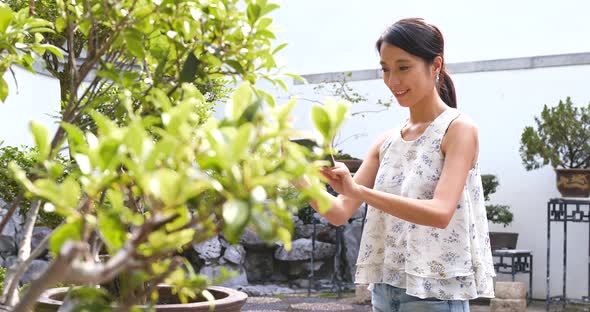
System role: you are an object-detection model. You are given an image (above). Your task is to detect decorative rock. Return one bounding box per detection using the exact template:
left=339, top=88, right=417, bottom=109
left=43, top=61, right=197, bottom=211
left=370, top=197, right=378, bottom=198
left=291, top=278, right=313, bottom=289
left=490, top=298, right=526, bottom=312
left=287, top=260, right=323, bottom=276
left=313, top=213, right=330, bottom=225
left=31, top=227, right=51, bottom=257
left=270, top=260, right=289, bottom=282
left=199, top=265, right=248, bottom=287
left=223, top=244, right=246, bottom=265
left=237, top=285, right=296, bottom=296
left=20, top=259, right=49, bottom=285
left=293, top=221, right=337, bottom=242
left=343, top=219, right=364, bottom=278
left=4, top=256, right=17, bottom=268
left=244, top=250, right=274, bottom=281
left=0, top=235, right=16, bottom=258
left=350, top=203, right=368, bottom=220
left=274, top=239, right=336, bottom=261
left=240, top=229, right=273, bottom=250
left=495, top=281, right=527, bottom=300
left=0, top=206, right=23, bottom=240
left=193, top=236, right=221, bottom=261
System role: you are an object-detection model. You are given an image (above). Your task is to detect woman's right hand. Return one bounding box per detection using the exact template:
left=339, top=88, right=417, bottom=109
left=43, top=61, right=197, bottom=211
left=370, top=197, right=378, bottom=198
left=320, top=162, right=361, bottom=198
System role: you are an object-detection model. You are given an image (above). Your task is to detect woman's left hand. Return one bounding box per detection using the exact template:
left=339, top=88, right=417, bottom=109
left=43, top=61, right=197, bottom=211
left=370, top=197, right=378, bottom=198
left=320, top=162, right=361, bottom=197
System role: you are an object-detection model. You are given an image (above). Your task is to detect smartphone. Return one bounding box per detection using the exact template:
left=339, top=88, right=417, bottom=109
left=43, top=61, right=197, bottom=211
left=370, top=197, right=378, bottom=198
left=290, top=138, right=335, bottom=167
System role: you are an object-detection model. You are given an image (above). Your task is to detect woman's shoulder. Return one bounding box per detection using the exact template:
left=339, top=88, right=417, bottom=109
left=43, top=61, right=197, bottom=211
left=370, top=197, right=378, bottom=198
left=447, top=109, right=478, bottom=134
left=367, top=128, right=398, bottom=158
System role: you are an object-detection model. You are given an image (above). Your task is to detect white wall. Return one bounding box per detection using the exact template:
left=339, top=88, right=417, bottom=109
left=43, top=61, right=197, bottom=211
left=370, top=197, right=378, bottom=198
left=268, top=0, right=590, bottom=301
left=0, top=67, right=60, bottom=147
left=273, top=0, right=590, bottom=74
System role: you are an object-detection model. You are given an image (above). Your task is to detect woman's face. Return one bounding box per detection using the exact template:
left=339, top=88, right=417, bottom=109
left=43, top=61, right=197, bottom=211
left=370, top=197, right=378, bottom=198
left=379, top=43, right=437, bottom=108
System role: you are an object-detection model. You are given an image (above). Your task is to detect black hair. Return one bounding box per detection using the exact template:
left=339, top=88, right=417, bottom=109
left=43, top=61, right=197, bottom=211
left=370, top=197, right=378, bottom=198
left=376, top=18, right=456, bottom=108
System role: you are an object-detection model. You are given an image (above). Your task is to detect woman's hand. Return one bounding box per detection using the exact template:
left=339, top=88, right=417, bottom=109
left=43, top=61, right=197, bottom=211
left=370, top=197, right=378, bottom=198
left=320, top=162, right=361, bottom=198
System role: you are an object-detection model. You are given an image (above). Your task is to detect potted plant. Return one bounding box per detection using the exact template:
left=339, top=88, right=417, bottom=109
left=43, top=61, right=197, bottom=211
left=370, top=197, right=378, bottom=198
left=520, top=97, right=590, bottom=197
left=299, top=72, right=393, bottom=173
left=482, top=174, right=516, bottom=250
left=0, top=0, right=347, bottom=311
left=333, top=150, right=363, bottom=174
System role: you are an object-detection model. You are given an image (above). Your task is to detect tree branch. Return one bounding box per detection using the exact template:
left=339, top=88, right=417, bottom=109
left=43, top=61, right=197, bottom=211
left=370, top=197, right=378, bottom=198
left=2, top=199, right=41, bottom=306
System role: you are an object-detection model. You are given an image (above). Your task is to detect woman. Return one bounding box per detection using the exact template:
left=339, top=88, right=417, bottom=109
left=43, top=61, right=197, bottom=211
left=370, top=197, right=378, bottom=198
left=305, top=18, right=495, bottom=311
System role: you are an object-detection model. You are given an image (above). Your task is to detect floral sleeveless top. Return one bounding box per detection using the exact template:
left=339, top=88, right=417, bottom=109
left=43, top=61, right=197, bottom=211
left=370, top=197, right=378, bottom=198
left=354, top=108, right=496, bottom=300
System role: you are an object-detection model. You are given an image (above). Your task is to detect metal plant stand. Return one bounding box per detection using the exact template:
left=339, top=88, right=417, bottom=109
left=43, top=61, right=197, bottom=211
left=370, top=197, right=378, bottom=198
left=546, top=197, right=590, bottom=310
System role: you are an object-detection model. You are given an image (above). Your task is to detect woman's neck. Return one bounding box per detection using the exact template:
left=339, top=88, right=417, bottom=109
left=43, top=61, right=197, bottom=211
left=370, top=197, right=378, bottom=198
left=408, top=93, right=449, bottom=124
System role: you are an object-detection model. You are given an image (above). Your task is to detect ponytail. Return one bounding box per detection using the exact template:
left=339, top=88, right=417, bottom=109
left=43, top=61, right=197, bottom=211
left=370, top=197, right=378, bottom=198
left=438, top=68, right=456, bottom=108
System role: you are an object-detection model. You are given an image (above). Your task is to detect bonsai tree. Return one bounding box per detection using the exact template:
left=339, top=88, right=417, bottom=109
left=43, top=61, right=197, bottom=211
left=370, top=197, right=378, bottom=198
left=481, top=174, right=513, bottom=227
left=0, top=0, right=347, bottom=310
left=520, top=97, right=590, bottom=170
left=297, top=72, right=393, bottom=160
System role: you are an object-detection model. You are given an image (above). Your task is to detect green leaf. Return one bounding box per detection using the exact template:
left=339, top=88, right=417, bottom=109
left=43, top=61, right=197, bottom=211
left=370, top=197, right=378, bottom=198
left=230, top=83, right=253, bottom=121
left=149, top=169, right=181, bottom=206
left=179, top=51, right=199, bottom=83
left=0, top=76, right=8, bottom=103
left=260, top=3, right=280, bottom=16
left=276, top=98, right=296, bottom=124
left=60, top=122, right=85, bottom=151
left=231, top=124, right=253, bottom=160
left=55, top=17, right=66, bottom=32
left=226, top=60, right=244, bottom=74
left=277, top=227, right=291, bottom=251
left=246, top=3, right=261, bottom=25
left=40, top=44, right=64, bottom=60
left=254, top=29, right=276, bottom=40
left=124, top=121, right=145, bottom=158
left=256, top=17, right=273, bottom=30
left=89, top=110, right=117, bottom=136
left=61, top=176, right=81, bottom=212
left=311, top=105, right=331, bottom=140
left=325, top=99, right=349, bottom=136
left=98, top=209, right=127, bottom=253
left=29, top=120, right=50, bottom=160
left=0, top=4, right=13, bottom=33
left=276, top=79, right=288, bottom=92
left=222, top=200, right=250, bottom=243
left=50, top=219, right=83, bottom=255
left=272, top=43, right=288, bottom=55
left=284, top=73, right=307, bottom=84
left=124, top=29, right=145, bottom=59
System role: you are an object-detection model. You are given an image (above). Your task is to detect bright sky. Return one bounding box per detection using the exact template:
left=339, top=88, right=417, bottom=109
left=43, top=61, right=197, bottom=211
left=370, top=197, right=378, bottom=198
left=272, top=0, right=590, bottom=74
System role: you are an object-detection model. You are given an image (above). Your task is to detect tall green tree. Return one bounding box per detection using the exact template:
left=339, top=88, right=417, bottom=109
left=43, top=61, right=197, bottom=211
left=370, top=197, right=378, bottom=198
left=0, top=0, right=348, bottom=310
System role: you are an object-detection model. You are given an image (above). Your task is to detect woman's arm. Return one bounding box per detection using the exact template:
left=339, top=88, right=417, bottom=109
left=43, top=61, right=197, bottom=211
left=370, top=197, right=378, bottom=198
left=326, top=116, right=479, bottom=229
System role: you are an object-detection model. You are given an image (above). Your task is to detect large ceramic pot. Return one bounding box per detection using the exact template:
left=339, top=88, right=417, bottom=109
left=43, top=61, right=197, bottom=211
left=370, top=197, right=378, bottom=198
left=555, top=168, right=590, bottom=198
left=36, top=284, right=248, bottom=312
left=337, top=159, right=363, bottom=173
left=489, top=232, right=518, bottom=251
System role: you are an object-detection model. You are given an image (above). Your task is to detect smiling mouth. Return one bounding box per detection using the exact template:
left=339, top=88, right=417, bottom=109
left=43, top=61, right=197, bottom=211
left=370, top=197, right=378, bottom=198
left=393, top=89, right=409, bottom=96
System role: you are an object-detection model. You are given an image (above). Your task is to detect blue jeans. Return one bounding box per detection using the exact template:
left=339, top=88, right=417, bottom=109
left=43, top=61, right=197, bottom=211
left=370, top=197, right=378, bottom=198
left=371, top=283, right=469, bottom=312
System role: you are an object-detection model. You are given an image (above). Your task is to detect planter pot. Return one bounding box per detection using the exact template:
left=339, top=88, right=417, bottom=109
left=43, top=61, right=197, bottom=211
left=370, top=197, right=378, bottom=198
left=555, top=168, right=590, bottom=198
left=37, top=285, right=248, bottom=312
left=489, top=232, right=518, bottom=251
left=337, top=159, right=363, bottom=173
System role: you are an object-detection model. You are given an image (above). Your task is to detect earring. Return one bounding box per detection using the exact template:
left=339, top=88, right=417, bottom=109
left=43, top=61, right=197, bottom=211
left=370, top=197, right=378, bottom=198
left=435, top=73, right=440, bottom=84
